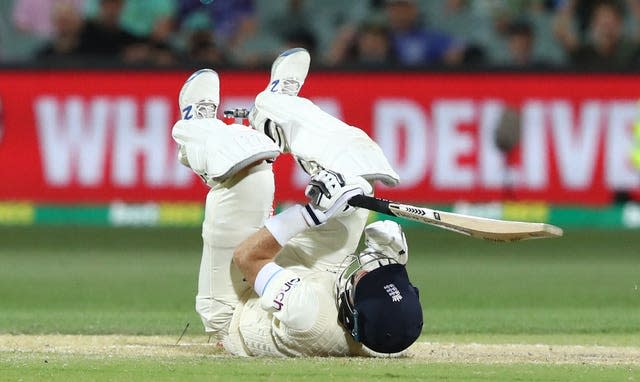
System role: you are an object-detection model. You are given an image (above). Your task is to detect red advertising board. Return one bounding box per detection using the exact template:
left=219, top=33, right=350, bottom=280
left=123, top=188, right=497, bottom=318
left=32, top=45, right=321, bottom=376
left=0, top=70, right=639, bottom=204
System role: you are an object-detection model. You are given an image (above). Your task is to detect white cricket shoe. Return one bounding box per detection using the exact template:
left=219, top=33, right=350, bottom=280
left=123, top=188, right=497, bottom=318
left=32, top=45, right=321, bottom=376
left=267, top=47, right=310, bottom=96
left=179, top=69, right=220, bottom=120
left=363, top=220, right=408, bottom=265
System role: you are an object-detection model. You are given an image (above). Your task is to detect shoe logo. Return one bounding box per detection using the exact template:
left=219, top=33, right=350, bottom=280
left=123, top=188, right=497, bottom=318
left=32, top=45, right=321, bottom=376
left=269, top=79, right=280, bottom=92
left=182, top=105, right=193, bottom=120
left=384, top=284, right=402, bottom=302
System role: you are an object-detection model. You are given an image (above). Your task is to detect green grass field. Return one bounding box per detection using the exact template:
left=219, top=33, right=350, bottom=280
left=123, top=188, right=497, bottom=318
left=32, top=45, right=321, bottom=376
left=1, top=226, right=639, bottom=381
left=2, top=354, right=638, bottom=382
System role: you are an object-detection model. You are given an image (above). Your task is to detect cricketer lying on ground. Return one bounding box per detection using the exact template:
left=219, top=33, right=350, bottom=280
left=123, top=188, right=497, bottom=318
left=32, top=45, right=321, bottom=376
left=171, top=67, right=375, bottom=343
left=227, top=170, right=422, bottom=356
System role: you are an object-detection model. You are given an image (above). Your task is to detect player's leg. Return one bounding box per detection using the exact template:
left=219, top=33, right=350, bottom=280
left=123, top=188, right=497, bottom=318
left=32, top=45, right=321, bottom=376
left=249, top=49, right=391, bottom=272
left=176, top=68, right=276, bottom=338
left=195, top=162, right=274, bottom=339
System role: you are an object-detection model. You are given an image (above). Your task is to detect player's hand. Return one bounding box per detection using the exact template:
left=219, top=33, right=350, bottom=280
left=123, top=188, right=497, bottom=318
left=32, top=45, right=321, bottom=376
left=301, top=170, right=371, bottom=227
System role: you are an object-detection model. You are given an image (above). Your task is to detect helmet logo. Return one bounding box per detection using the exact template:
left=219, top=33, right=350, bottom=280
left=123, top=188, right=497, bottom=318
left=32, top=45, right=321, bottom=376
left=384, top=284, right=403, bottom=302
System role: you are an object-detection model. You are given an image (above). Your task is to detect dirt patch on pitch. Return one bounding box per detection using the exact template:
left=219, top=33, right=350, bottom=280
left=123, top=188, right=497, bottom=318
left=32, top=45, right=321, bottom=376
left=0, top=335, right=225, bottom=360
left=1, top=335, right=639, bottom=365
left=410, top=342, right=640, bottom=365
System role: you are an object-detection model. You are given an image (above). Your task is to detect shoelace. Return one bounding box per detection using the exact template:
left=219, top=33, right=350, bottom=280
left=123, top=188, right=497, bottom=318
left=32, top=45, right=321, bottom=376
left=194, top=101, right=217, bottom=119
left=280, top=79, right=301, bottom=96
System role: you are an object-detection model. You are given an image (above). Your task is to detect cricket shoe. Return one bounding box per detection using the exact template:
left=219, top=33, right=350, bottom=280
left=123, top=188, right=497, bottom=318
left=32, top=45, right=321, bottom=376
left=179, top=69, right=220, bottom=120
left=267, top=47, right=310, bottom=96
left=363, top=220, right=408, bottom=266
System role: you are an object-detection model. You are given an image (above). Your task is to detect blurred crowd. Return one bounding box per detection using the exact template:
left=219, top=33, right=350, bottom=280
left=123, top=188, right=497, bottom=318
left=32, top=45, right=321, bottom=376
left=1, top=0, right=640, bottom=69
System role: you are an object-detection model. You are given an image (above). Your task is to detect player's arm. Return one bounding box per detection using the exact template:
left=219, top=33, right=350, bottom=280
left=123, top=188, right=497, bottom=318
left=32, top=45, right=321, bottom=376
left=233, top=170, right=372, bottom=288
left=233, top=227, right=282, bottom=287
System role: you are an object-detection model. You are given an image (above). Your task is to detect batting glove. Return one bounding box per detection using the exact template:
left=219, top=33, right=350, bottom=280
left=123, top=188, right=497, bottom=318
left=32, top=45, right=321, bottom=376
left=301, top=170, right=372, bottom=227
left=264, top=170, right=371, bottom=246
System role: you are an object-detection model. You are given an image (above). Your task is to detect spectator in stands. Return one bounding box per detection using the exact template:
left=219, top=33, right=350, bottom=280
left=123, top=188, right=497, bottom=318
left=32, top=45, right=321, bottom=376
left=84, top=0, right=177, bottom=40
left=281, top=27, right=318, bottom=59
left=147, top=36, right=178, bottom=66
left=503, top=19, right=549, bottom=67
left=262, top=0, right=368, bottom=56
left=186, top=29, right=226, bottom=65
left=37, top=2, right=85, bottom=59
left=384, top=0, right=467, bottom=66
left=244, top=0, right=319, bottom=66
left=462, top=0, right=565, bottom=66
left=12, top=0, right=85, bottom=39
left=85, top=0, right=177, bottom=38
left=145, top=8, right=178, bottom=66
left=177, top=0, right=256, bottom=52
left=554, top=0, right=626, bottom=37
left=178, top=10, right=227, bottom=65
left=554, top=0, right=639, bottom=67
left=86, top=0, right=178, bottom=65
left=77, top=0, right=148, bottom=62
left=426, top=0, right=489, bottom=43
left=353, top=21, right=393, bottom=65
left=325, top=18, right=393, bottom=67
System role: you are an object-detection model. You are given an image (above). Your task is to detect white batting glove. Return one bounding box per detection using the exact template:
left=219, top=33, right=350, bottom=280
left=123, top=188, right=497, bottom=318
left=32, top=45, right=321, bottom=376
left=364, top=220, right=408, bottom=265
left=301, top=170, right=372, bottom=227
left=264, top=170, right=371, bottom=246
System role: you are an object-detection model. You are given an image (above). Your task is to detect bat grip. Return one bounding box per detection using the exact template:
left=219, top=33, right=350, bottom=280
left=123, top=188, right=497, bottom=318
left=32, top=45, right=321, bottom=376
left=348, top=195, right=393, bottom=216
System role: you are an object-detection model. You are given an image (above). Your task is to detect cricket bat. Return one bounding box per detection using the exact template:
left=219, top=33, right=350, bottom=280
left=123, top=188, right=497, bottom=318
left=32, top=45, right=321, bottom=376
left=348, top=195, right=563, bottom=242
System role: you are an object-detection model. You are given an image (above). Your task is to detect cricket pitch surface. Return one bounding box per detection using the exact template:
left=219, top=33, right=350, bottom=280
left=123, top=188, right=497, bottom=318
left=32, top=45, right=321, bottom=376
left=2, top=335, right=639, bottom=365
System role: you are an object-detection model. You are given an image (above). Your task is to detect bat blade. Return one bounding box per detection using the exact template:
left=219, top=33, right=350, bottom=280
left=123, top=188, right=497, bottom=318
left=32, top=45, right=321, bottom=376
left=388, top=203, right=563, bottom=242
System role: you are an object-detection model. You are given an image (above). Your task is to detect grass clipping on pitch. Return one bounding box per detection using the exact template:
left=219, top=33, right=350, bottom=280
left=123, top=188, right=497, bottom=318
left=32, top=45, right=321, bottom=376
left=1, top=335, right=639, bottom=365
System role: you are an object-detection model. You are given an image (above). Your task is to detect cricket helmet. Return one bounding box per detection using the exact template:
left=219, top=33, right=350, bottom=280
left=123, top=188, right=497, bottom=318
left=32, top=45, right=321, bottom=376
left=336, top=251, right=423, bottom=354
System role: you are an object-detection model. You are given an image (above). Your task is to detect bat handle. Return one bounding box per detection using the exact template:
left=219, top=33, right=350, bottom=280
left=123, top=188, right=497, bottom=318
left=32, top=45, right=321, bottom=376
left=348, top=194, right=393, bottom=216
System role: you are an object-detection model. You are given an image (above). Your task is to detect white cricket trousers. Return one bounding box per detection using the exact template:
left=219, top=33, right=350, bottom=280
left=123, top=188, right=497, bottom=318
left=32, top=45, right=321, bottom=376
left=195, top=162, right=275, bottom=339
